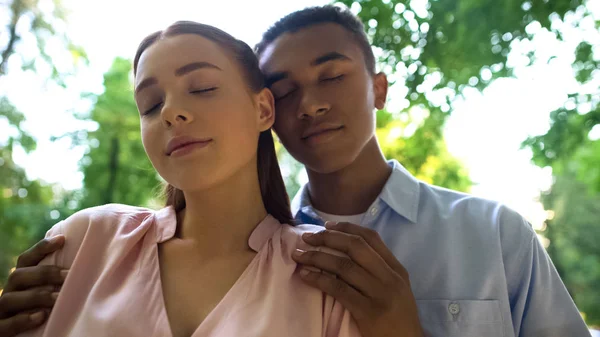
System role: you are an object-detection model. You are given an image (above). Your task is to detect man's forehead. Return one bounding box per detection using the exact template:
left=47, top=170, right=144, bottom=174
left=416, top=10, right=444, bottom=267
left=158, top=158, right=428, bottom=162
left=259, top=23, right=358, bottom=73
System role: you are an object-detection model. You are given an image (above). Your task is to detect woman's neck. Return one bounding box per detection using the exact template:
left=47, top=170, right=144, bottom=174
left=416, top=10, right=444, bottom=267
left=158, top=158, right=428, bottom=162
left=176, top=158, right=267, bottom=255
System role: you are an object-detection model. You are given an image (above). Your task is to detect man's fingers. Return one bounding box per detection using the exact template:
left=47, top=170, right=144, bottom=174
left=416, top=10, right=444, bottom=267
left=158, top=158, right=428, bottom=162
left=325, top=222, right=408, bottom=277
left=0, top=311, right=46, bottom=337
left=297, top=268, right=369, bottom=320
left=292, top=249, right=378, bottom=296
left=16, top=236, right=65, bottom=268
left=4, top=266, right=67, bottom=292
left=0, top=288, right=58, bottom=318
left=301, top=229, right=393, bottom=281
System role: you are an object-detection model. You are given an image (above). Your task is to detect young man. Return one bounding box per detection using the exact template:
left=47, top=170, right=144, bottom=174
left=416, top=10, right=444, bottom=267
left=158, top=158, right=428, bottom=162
left=254, top=5, right=590, bottom=337
left=0, top=5, right=591, bottom=337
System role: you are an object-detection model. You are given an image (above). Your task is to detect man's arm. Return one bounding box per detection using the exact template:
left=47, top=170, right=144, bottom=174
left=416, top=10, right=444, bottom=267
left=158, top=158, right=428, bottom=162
left=0, top=235, right=66, bottom=337
left=500, top=208, right=591, bottom=337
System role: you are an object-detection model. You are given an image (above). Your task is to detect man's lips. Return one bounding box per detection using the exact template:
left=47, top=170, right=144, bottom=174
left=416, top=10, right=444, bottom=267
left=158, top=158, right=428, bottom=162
left=301, top=124, right=344, bottom=140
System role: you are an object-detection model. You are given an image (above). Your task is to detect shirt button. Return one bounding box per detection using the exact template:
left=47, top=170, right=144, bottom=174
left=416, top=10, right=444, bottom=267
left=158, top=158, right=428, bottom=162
left=448, top=303, right=460, bottom=315
left=370, top=207, right=378, bottom=216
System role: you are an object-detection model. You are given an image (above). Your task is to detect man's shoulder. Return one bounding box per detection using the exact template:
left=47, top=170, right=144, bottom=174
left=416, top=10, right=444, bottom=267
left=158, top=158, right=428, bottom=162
left=419, top=182, right=499, bottom=217
left=407, top=181, right=536, bottom=242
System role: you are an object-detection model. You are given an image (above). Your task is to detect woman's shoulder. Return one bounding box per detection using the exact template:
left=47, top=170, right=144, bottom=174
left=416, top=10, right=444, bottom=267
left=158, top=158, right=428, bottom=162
left=43, top=204, right=162, bottom=267
left=55, top=203, right=156, bottom=236
left=282, top=223, right=326, bottom=237
left=278, top=222, right=349, bottom=260
left=277, top=223, right=329, bottom=257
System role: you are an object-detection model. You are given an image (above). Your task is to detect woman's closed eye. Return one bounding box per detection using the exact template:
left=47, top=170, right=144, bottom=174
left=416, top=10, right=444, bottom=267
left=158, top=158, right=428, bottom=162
left=143, top=102, right=163, bottom=116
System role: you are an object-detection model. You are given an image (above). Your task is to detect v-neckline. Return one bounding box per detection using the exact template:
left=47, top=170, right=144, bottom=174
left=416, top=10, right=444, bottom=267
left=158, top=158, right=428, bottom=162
left=150, top=210, right=283, bottom=337
left=155, top=243, right=262, bottom=337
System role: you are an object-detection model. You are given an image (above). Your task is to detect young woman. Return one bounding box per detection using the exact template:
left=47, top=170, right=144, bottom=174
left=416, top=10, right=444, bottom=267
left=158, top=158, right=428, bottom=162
left=16, top=21, right=360, bottom=337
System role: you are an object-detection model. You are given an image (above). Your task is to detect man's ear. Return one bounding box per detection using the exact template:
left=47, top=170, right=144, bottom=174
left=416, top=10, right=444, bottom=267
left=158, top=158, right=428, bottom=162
left=373, top=72, right=388, bottom=110
left=256, top=88, right=275, bottom=131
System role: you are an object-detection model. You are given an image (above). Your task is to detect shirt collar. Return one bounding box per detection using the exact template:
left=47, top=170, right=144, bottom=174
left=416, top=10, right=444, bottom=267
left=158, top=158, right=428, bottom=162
left=292, top=159, right=421, bottom=224
left=379, top=160, right=420, bottom=223
left=154, top=206, right=177, bottom=243
left=153, top=206, right=281, bottom=251
left=247, top=215, right=281, bottom=252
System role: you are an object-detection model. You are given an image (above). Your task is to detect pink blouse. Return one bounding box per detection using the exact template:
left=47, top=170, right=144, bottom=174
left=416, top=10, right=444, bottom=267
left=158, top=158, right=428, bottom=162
left=19, top=204, right=361, bottom=337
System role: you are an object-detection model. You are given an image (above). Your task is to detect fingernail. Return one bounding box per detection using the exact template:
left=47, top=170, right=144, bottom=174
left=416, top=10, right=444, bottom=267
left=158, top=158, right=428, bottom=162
left=51, top=292, right=59, bottom=300
left=302, top=232, right=313, bottom=239
left=292, top=249, right=305, bottom=258
left=30, top=311, right=44, bottom=323
left=60, top=270, right=68, bottom=280
left=324, top=221, right=337, bottom=228
left=299, top=268, right=311, bottom=277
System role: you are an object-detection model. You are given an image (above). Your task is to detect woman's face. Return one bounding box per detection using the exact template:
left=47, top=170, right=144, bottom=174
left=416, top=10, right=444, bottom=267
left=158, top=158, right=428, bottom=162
left=134, top=34, right=274, bottom=192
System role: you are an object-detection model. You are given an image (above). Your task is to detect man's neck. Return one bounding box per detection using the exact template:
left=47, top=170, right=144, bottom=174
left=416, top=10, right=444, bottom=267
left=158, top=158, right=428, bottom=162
left=177, top=159, right=267, bottom=256
left=307, top=137, right=392, bottom=216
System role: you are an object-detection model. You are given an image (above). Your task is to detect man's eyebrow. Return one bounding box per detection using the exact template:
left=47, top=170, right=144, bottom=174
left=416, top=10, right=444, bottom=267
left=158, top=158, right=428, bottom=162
left=264, top=52, right=351, bottom=87
left=265, top=72, right=288, bottom=87
left=175, top=62, right=222, bottom=76
left=311, top=52, right=352, bottom=66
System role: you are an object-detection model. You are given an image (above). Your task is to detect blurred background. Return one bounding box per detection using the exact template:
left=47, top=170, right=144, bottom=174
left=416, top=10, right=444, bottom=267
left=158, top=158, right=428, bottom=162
left=0, top=0, right=599, bottom=330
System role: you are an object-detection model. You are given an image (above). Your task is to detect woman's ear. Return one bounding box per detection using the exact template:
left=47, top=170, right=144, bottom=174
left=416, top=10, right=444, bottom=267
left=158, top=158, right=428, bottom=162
left=256, top=88, right=275, bottom=131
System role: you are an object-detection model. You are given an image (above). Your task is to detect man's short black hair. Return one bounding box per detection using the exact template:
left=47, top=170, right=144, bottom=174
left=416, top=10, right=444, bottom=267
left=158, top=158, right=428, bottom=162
left=255, top=5, right=376, bottom=74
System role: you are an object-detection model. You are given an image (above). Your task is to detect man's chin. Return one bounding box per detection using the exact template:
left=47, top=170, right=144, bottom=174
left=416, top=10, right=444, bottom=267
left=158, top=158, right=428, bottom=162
left=302, top=154, right=356, bottom=176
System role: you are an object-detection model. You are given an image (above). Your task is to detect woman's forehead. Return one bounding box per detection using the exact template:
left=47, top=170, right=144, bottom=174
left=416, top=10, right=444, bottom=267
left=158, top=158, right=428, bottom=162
left=136, top=34, right=234, bottom=78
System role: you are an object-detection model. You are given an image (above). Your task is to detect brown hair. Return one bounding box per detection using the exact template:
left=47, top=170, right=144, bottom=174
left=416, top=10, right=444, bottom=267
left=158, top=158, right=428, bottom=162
left=133, top=21, right=293, bottom=225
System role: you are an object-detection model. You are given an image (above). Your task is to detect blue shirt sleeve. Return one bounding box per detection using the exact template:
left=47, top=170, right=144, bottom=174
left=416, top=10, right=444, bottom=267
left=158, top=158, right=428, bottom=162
left=502, top=209, right=591, bottom=337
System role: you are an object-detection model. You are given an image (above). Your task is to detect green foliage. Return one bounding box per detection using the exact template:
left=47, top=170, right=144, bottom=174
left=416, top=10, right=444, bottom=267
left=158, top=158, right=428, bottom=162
left=0, top=0, right=85, bottom=286
left=0, top=98, right=36, bottom=153
left=1, top=0, right=87, bottom=83
left=337, top=0, right=583, bottom=97
left=281, top=0, right=587, bottom=199
left=71, top=58, right=160, bottom=208
left=540, top=173, right=600, bottom=326
left=0, top=97, right=70, bottom=287
left=523, top=40, right=600, bottom=187
left=375, top=109, right=471, bottom=191
left=333, top=0, right=585, bottom=182
left=325, top=0, right=585, bottom=196
left=529, top=137, right=600, bottom=326
left=516, top=9, right=600, bottom=328
left=0, top=145, right=53, bottom=287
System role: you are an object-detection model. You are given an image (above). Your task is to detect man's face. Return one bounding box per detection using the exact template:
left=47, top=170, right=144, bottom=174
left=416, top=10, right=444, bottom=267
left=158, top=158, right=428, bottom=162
left=259, top=23, right=387, bottom=174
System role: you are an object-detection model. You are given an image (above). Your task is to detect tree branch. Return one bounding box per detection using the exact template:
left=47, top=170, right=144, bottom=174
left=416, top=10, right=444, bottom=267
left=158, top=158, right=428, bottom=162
left=0, top=0, right=24, bottom=77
